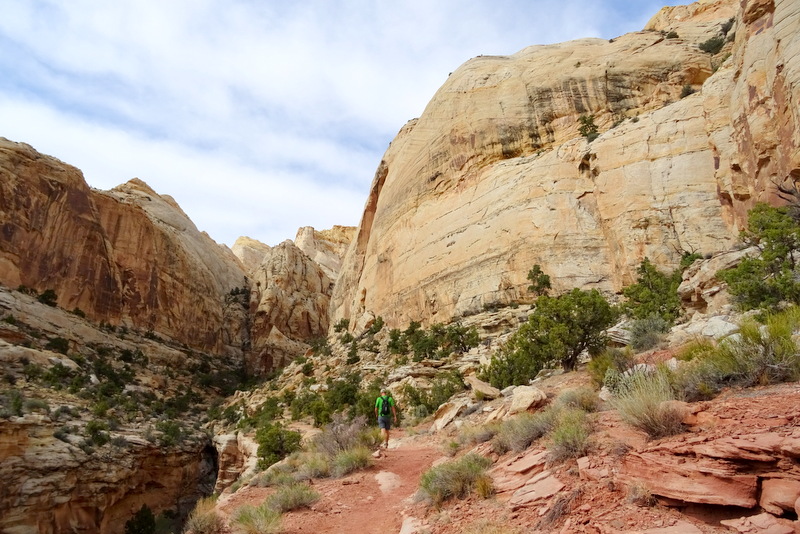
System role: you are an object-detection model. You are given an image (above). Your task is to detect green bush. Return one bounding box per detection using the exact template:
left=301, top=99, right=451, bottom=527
left=125, top=505, right=155, bottom=534
left=401, top=372, right=464, bottom=415
left=480, top=289, right=617, bottom=387
left=578, top=114, right=599, bottom=142
left=629, top=314, right=670, bottom=351
left=231, top=502, right=281, bottom=534
left=266, top=483, right=320, bottom=512
left=587, top=348, right=634, bottom=387
left=674, top=308, right=800, bottom=400
left=718, top=203, right=800, bottom=311
left=622, top=258, right=685, bottom=324
left=527, top=264, right=551, bottom=296
left=333, top=318, right=350, bottom=333
left=37, top=289, right=58, bottom=307
left=554, top=387, right=599, bottom=413
left=256, top=423, right=302, bottom=469
left=699, top=35, right=725, bottom=54
left=611, top=370, right=684, bottom=439
left=45, top=337, right=70, bottom=354
left=419, top=453, right=493, bottom=506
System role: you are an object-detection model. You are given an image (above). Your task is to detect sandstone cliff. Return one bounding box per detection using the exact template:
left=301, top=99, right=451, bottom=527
left=0, top=139, right=248, bottom=356
left=331, top=0, right=800, bottom=329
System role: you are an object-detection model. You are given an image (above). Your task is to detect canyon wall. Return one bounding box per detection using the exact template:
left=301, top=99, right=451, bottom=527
left=331, top=0, right=800, bottom=329
left=0, top=139, right=248, bottom=357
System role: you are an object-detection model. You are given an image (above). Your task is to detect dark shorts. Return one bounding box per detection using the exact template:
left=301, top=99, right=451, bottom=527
left=378, top=416, right=392, bottom=430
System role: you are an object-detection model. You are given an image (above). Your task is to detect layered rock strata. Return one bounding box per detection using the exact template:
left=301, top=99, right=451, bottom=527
left=0, top=138, right=248, bottom=356
left=331, top=0, right=800, bottom=329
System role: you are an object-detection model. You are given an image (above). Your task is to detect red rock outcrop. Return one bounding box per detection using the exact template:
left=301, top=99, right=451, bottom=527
left=0, top=138, right=248, bottom=356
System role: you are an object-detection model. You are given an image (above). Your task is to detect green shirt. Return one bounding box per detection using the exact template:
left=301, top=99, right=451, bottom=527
left=375, top=395, right=395, bottom=416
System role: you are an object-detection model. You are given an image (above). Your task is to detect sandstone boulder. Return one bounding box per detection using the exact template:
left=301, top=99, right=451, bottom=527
left=464, top=374, right=501, bottom=400
left=508, top=386, right=547, bottom=415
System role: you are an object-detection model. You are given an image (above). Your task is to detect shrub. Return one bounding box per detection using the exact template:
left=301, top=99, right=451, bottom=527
left=266, top=483, right=320, bottom=512
left=296, top=452, right=331, bottom=479
left=622, top=258, right=685, bottom=324
left=37, top=289, right=58, bottom=306
left=675, top=308, right=800, bottom=400
left=611, top=370, right=684, bottom=439
left=331, top=446, right=372, bottom=477
left=419, top=453, right=493, bottom=506
left=333, top=318, right=350, bottom=333
left=85, top=419, right=110, bottom=446
left=555, top=387, right=599, bottom=413
left=666, top=31, right=679, bottom=39
left=699, top=35, right=725, bottom=54
left=311, top=413, right=368, bottom=457
left=231, top=502, right=281, bottom=534
left=480, top=289, right=617, bottom=387
left=629, top=314, right=670, bottom=351
left=578, top=114, right=599, bottom=141
left=45, top=337, right=70, bottom=354
left=548, top=408, right=592, bottom=462
left=527, top=264, right=551, bottom=296
left=718, top=203, right=800, bottom=311
left=587, top=348, right=634, bottom=386
left=401, top=372, right=464, bottom=415
left=185, top=497, right=223, bottom=534
left=125, top=505, right=155, bottom=534
left=256, top=423, right=302, bottom=469
left=680, top=84, right=696, bottom=98
left=492, top=409, right=558, bottom=454
left=367, top=316, right=384, bottom=335
left=155, top=420, right=183, bottom=446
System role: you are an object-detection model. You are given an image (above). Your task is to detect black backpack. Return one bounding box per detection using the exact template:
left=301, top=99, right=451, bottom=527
left=379, top=395, right=392, bottom=416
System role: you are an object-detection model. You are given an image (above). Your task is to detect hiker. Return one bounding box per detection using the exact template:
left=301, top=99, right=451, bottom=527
left=374, top=388, right=397, bottom=449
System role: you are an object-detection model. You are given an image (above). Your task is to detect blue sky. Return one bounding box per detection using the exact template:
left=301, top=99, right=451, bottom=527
left=0, top=0, right=685, bottom=247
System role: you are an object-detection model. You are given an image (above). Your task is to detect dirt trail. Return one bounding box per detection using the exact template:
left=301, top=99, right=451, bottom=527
left=219, top=431, right=442, bottom=534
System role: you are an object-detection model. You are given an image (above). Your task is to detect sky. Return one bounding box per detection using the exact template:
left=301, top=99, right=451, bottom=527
left=0, top=0, right=686, bottom=248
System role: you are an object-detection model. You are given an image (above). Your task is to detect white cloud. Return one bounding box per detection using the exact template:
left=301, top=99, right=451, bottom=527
left=0, top=0, right=684, bottom=246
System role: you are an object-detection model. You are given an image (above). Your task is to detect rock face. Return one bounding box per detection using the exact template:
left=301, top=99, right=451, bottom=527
left=294, top=225, right=356, bottom=281
left=331, top=0, right=800, bottom=329
left=0, top=138, right=248, bottom=356
left=248, top=241, right=333, bottom=372
left=0, top=416, right=216, bottom=534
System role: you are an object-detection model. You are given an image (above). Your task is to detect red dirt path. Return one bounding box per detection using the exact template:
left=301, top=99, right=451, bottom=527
left=218, top=431, right=442, bottom=534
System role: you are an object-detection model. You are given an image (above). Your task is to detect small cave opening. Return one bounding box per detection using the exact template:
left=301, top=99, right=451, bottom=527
left=198, top=442, right=220, bottom=497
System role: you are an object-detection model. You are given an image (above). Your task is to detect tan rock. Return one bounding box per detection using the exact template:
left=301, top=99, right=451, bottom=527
left=464, top=374, right=501, bottom=400
left=721, top=513, right=795, bottom=534
left=294, top=225, right=356, bottom=282
left=508, top=386, right=547, bottom=415
left=330, top=0, right=800, bottom=329
left=430, top=400, right=469, bottom=432
left=231, top=236, right=272, bottom=274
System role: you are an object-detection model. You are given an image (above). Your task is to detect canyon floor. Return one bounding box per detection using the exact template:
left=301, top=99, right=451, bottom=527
left=214, top=371, right=800, bottom=534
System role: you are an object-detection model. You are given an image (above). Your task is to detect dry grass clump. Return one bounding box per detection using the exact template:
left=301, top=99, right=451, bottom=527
left=611, top=370, right=684, bottom=439
left=310, top=414, right=372, bottom=456
left=492, top=409, right=558, bottom=454
left=547, top=408, right=592, bottom=462
left=331, top=445, right=372, bottom=477
left=537, top=489, right=583, bottom=528
left=554, top=387, right=600, bottom=413
left=461, top=519, right=521, bottom=534
left=627, top=483, right=657, bottom=507
left=457, top=423, right=499, bottom=447
left=184, top=497, right=224, bottom=534
left=265, top=482, right=320, bottom=513
left=231, top=502, right=282, bottom=534
left=419, top=453, right=494, bottom=506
